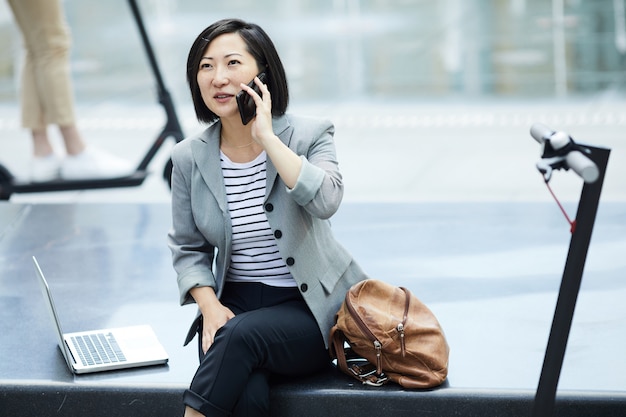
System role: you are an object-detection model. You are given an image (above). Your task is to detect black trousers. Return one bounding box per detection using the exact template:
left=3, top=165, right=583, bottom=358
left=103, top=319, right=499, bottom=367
left=183, top=282, right=329, bottom=416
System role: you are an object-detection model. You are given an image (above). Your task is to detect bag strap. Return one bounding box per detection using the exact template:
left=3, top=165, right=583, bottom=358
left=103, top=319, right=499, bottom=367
left=330, top=327, right=389, bottom=387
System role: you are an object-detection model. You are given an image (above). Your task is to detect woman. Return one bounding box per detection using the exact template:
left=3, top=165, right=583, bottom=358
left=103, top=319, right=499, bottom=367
left=167, top=19, right=368, bottom=417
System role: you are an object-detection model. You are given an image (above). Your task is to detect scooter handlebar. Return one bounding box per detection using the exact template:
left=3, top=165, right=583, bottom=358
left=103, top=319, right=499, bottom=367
left=530, top=123, right=599, bottom=183
left=565, top=150, right=599, bottom=183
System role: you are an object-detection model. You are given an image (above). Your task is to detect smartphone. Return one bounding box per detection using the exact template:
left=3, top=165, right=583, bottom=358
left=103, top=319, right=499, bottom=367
left=236, top=72, right=267, bottom=125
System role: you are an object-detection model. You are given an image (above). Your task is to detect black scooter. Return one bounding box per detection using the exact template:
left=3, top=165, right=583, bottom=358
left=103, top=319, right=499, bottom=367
left=0, top=0, right=184, bottom=200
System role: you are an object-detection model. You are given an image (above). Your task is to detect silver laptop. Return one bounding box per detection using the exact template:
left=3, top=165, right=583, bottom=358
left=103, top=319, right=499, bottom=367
left=32, top=256, right=169, bottom=374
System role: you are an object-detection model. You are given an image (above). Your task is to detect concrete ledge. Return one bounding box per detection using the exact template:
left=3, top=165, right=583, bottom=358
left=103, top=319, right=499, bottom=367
left=3, top=370, right=626, bottom=417
left=0, top=380, right=185, bottom=417
left=270, top=369, right=626, bottom=417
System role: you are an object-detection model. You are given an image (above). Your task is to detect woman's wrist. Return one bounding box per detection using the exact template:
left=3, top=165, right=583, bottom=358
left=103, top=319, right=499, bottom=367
left=190, top=286, right=220, bottom=313
left=256, top=132, right=280, bottom=149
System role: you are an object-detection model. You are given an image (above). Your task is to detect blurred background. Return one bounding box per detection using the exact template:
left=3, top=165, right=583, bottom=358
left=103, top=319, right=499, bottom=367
left=2, top=0, right=625, bottom=104
left=0, top=0, right=625, bottom=202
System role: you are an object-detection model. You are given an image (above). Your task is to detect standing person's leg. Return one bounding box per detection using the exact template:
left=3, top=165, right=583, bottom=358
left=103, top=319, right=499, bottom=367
left=183, top=286, right=329, bottom=417
left=8, top=0, right=133, bottom=181
left=8, top=0, right=75, bottom=133
left=8, top=0, right=77, bottom=181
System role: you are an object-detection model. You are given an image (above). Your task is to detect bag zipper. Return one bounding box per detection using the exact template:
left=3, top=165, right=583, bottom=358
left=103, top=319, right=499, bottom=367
left=345, top=293, right=384, bottom=374
left=397, top=287, right=410, bottom=357
left=344, top=286, right=412, bottom=373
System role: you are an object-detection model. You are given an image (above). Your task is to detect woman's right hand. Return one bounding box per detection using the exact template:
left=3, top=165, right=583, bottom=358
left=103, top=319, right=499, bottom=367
left=190, top=286, right=235, bottom=354
left=200, top=302, right=235, bottom=353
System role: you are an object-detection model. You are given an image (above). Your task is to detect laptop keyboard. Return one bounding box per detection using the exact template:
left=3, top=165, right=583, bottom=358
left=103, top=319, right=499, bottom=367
left=70, top=332, right=127, bottom=366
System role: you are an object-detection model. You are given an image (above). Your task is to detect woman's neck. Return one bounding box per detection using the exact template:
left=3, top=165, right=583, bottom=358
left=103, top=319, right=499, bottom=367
left=219, top=117, right=250, bottom=144
left=219, top=118, right=262, bottom=163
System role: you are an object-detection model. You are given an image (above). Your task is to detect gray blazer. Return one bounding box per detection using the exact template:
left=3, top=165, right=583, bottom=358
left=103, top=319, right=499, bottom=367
left=167, top=114, right=368, bottom=347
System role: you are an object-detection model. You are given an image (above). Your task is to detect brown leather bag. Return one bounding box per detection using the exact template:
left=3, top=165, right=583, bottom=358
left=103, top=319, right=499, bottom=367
left=329, top=279, right=449, bottom=388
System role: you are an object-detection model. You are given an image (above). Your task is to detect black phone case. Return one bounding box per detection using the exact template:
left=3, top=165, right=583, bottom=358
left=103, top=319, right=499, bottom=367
left=236, top=73, right=267, bottom=125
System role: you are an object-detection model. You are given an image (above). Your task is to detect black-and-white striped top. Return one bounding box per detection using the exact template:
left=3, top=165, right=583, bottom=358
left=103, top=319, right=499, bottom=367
left=220, top=150, right=296, bottom=287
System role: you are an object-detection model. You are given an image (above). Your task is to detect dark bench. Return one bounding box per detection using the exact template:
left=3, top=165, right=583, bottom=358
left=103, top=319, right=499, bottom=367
left=3, top=368, right=625, bottom=416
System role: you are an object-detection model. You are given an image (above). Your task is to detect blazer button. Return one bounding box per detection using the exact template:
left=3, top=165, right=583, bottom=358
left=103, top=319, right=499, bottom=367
left=274, top=230, right=282, bottom=239
left=265, top=203, right=274, bottom=212
left=300, top=283, right=308, bottom=293
left=286, top=257, right=295, bottom=266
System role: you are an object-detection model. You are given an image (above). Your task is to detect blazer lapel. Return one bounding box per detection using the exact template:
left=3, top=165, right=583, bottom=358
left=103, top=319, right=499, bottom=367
left=190, top=117, right=292, bottom=206
left=265, top=115, right=293, bottom=201
left=190, top=124, right=228, bottom=214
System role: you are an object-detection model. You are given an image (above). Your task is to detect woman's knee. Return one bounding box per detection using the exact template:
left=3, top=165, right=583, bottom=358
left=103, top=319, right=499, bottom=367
left=213, top=313, right=267, bottom=355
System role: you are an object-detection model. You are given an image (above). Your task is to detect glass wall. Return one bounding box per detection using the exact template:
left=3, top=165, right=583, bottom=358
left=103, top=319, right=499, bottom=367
left=0, top=0, right=624, bottom=106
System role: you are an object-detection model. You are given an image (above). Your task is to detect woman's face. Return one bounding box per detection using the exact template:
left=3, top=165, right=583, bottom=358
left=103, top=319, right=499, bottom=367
left=197, top=33, right=261, bottom=122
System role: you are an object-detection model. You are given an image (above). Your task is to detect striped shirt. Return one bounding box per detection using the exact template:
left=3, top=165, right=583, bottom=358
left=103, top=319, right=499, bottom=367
left=220, top=150, right=296, bottom=287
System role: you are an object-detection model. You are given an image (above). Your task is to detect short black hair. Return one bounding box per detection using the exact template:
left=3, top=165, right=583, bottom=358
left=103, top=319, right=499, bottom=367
left=186, top=19, right=289, bottom=124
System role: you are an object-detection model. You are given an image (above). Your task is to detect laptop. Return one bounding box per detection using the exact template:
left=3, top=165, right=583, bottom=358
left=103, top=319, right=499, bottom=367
left=32, top=256, right=169, bottom=374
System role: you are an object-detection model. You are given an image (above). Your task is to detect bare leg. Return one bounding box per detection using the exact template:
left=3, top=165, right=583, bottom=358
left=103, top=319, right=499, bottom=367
left=31, top=128, right=55, bottom=157
left=58, top=124, right=86, bottom=156
left=31, top=124, right=87, bottom=157
left=184, top=406, right=205, bottom=417
left=30, top=128, right=62, bottom=181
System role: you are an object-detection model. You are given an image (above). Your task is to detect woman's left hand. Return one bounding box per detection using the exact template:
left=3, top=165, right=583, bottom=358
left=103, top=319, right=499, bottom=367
left=240, top=77, right=274, bottom=144
left=240, top=76, right=303, bottom=189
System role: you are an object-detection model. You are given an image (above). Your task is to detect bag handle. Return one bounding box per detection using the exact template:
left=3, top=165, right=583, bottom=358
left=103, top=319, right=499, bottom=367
left=330, top=327, right=389, bottom=386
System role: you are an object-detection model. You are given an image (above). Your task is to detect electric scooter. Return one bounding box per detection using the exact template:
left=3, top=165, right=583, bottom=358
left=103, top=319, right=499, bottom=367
left=529, top=123, right=610, bottom=417
left=0, top=0, right=184, bottom=200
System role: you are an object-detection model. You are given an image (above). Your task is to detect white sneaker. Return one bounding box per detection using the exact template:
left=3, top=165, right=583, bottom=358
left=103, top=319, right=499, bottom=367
left=60, top=148, right=135, bottom=180
left=31, top=153, right=62, bottom=182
